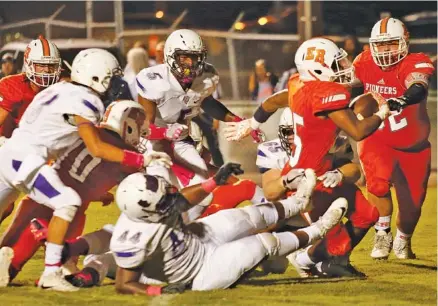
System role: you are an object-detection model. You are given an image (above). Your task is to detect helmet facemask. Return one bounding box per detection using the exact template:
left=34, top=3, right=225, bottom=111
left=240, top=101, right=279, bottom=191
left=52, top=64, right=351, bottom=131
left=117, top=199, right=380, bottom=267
left=369, top=38, right=408, bottom=68
left=26, top=59, right=61, bottom=87
left=278, top=125, right=295, bottom=156
left=329, top=48, right=355, bottom=84
left=168, top=49, right=207, bottom=85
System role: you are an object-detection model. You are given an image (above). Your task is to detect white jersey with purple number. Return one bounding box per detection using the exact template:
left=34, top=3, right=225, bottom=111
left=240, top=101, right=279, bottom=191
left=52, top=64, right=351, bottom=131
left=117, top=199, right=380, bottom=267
left=135, top=63, right=219, bottom=127
left=6, top=81, right=104, bottom=160
left=110, top=213, right=205, bottom=285
left=256, top=138, right=289, bottom=172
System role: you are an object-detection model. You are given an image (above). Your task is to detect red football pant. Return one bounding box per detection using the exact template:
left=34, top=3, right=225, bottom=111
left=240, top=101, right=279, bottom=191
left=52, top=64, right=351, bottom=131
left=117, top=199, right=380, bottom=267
left=359, top=138, right=431, bottom=230
left=1, top=196, right=88, bottom=278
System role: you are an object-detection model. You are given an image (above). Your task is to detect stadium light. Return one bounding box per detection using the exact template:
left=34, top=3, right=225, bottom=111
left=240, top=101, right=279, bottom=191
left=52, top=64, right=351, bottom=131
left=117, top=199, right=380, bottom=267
left=234, top=22, right=245, bottom=31
left=155, top=10, right=164, bottom=19
left=258, top=17, right=268, bottom=26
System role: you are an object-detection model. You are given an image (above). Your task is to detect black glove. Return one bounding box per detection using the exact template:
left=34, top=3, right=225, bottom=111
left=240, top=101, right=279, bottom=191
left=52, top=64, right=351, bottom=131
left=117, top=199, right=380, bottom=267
left=161, top=283, right=188, bottom=294
left=213, top=162, right=244, bottom=185
left=387, top=97, right=407, bottom=112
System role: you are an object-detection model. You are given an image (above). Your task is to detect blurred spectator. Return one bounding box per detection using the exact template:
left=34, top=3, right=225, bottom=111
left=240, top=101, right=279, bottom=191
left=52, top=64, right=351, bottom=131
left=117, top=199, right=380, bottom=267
left=248, top=59, right=278, bottom=103
left=123, top=47, right=149, bottom=101
left=362, top=44, right=370, bottom=52
left=0, top=53, right=17, bottom=79
left=275, top=63, right=297, bottom=92
left=149, top=41, right=165, bottom=66
left=133, top=41, right=147, bottom=51
left=343, top=35, right=361, bottom=63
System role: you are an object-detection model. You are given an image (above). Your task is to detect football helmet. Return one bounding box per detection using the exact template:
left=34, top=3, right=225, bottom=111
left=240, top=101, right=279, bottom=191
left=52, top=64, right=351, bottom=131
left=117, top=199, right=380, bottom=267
left=278, top=108, right=295, bottom=156
left=71, top=48, right=122, bottom=94
left=295, top=38, right=354, bottom=84
left=164, top=29, right=207, bottom=84
left=369, top=17, right=409, bottom=68
left=24, top=36, right=61, bottom=87
left=116, top=173, right=179, bottom=223
left=99, top=100, right=147, bottom=148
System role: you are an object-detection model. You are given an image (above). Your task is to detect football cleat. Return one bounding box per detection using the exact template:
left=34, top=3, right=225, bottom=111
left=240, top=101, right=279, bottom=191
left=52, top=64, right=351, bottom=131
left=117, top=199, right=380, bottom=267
left=371, top=230, right=393, bottom=259
left=0, top=247, right=14, bottom=287
left=38, top=269, right=79, bottom=292
left=393, top=236, right=416, bottom=259
left=314, top=197, right=348, bottom=237
left=287, top=249, right=313, bottom=278
left=65, top=267, right=100, bottom=288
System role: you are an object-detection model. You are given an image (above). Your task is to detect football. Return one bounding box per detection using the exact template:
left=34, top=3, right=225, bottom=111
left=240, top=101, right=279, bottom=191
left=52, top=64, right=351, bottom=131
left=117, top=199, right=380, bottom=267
left=350, top=92, right=379, bottom=120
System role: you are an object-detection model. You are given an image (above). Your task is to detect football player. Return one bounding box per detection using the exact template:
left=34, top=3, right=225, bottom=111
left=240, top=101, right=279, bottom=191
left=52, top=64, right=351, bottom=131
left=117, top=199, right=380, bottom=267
left=224, top=38, right=391, bottom=275
left=136, top=29, right=263, bottom=219
left=351, top=18, right=435, bottom=259
left=0, top=49, right=171, bottom=291
left=66, top=165, right=346, bottom=293
left=0, top=100, right=151, bottom=287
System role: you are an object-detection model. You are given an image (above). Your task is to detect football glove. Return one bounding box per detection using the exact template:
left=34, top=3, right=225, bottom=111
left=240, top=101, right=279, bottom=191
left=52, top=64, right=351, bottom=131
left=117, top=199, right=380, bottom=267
left=213, top=162, right=244, bottom=185
left=281, top=168, right=305, bottom=190
left=387, top=97, right=407, bottom=113
left=143, top=150, right=172, bottom=168
left=318, top=169, right=343, bottom=188
left=165, top=123, right=189, bottom=141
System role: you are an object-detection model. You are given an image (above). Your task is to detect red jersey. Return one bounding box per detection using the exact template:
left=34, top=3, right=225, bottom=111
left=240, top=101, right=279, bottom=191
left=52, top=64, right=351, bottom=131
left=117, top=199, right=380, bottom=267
left=353, top=50, right=435, bottom=150
left=283, top=80, right=350, bottom=176
left=53, top=128, right=137, bottom=203
left=0, top=73, right=38, bottom=126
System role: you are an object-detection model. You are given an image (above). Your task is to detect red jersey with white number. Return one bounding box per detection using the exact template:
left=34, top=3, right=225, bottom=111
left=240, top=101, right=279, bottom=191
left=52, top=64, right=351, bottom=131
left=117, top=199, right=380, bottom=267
left=0, top=73, right=38, bottom=125
left=353, top=50, right=435, bottom=150
left=282, top=80, right=350, bottom=176
left=53, top=128, right=137, bottom=203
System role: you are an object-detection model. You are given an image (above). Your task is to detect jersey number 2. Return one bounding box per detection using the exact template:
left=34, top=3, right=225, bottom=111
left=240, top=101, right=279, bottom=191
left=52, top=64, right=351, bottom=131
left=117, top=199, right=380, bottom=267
left=379, top=111, right=408, bottom=132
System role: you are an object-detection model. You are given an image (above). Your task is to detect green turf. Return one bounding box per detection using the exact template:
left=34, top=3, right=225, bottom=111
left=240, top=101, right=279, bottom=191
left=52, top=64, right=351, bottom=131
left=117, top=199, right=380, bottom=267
left=0, top=188, right=436, bottom=305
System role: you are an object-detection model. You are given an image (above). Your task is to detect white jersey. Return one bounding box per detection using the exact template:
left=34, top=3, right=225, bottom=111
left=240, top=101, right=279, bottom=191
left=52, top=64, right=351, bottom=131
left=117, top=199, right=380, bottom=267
left=110, top=213, right=205, bottom=285
left=6, top=81, right=104, bottom=160
left=256, top=135, right=353, bottom=172
left=135, top=63, right=219, bottom=127
left=256, top=138, right=288, bottom=172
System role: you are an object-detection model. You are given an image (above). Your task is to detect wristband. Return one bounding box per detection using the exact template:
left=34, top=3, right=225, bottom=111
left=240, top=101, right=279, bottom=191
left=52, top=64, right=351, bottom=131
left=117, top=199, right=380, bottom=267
left=253, top=106, right=275, bottom=124
left=122, top=150, right=144, bottom=169
left=201, top=177, right=217, bottom=193
left=250, top=117, right=261, bottom=130
left=146, top=285, right=162, bottom=296
left=148, top=124, right=167, bottom=140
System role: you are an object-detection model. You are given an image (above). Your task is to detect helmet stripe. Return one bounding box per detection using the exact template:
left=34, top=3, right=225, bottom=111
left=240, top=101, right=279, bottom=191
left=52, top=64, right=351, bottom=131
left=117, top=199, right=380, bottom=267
left=380, top=17, right=390, bottom=34
left=38, top=35, right=50, bottom=56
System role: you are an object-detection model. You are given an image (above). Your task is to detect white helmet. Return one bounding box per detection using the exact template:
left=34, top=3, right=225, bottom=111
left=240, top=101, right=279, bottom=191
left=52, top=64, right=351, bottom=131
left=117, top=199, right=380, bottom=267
left=71, top=48, right=122, bottom=94
left=279, top=108, right=293, bottom=126
left=99, top=100, right=147, bottom=148
left=116, top=173, right=178, bottom=223
left=295, top=38, right=354, bottom=84
left=369, top=17, right=409, bottom=68
left=24, top=36, right=61, bottom=87
left=164, top=29, right=207, bottom=84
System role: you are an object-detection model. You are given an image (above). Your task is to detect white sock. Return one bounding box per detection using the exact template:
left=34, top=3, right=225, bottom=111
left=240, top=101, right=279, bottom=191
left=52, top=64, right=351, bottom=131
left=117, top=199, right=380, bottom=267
left=278, top=197, right=301, bottom=219
left=250, top=185, right=266, bottom=204
left=43, top=242, right=63, bottom=275
left=295, top=245, right=315, bottom=267
left=395, top=229, right=412, bottom=241
left=374, top=215, right=391, bottom=232
left=297, top=224, right=322, bottom=244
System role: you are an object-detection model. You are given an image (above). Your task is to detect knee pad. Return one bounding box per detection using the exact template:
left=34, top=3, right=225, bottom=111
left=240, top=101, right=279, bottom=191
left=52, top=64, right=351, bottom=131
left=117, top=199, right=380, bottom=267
left=325, top=224, right=352, bottom=256
left=241, top=203, right=277, bottom=229
left=256, top=232, right=280, bottom=256
left=50, top=186, right=81, bottom=222
left=82, top=229, right=112, bottom=255
left=367, top=179, right=390, bottom=197
left=349, top=195, right=379, bottom=229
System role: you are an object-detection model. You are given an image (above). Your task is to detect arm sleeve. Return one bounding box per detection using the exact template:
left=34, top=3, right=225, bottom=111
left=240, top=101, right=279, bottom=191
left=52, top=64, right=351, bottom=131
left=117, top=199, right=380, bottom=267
left=200, top=95, right=234, bottom=121
left=312, top=83, right=351, bottom=115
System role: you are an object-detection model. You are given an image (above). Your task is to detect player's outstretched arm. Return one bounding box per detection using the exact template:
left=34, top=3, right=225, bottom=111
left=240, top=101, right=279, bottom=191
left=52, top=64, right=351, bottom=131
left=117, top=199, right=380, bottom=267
left=201, top=95, right=239, bottom=122
left=224, top=89, right=288, bottom=141
left=76, top=115, right=172, bottom=169
left=115, top=266, right=187, bottom=296
left=178, top=163, right=244, bottom=210
left=327, top=105, right=388, bottom=141
left=138, top=95, right=157, bottom=124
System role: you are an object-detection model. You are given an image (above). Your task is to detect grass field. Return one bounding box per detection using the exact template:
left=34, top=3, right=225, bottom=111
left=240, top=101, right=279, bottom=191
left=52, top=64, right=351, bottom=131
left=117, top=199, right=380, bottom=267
left=0, top=187, right=436, bottom=306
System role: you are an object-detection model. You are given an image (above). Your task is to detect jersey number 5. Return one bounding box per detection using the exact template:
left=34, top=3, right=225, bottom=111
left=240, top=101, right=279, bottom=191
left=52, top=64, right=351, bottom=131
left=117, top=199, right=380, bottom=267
left=289, top=112, right=303, bottom=167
